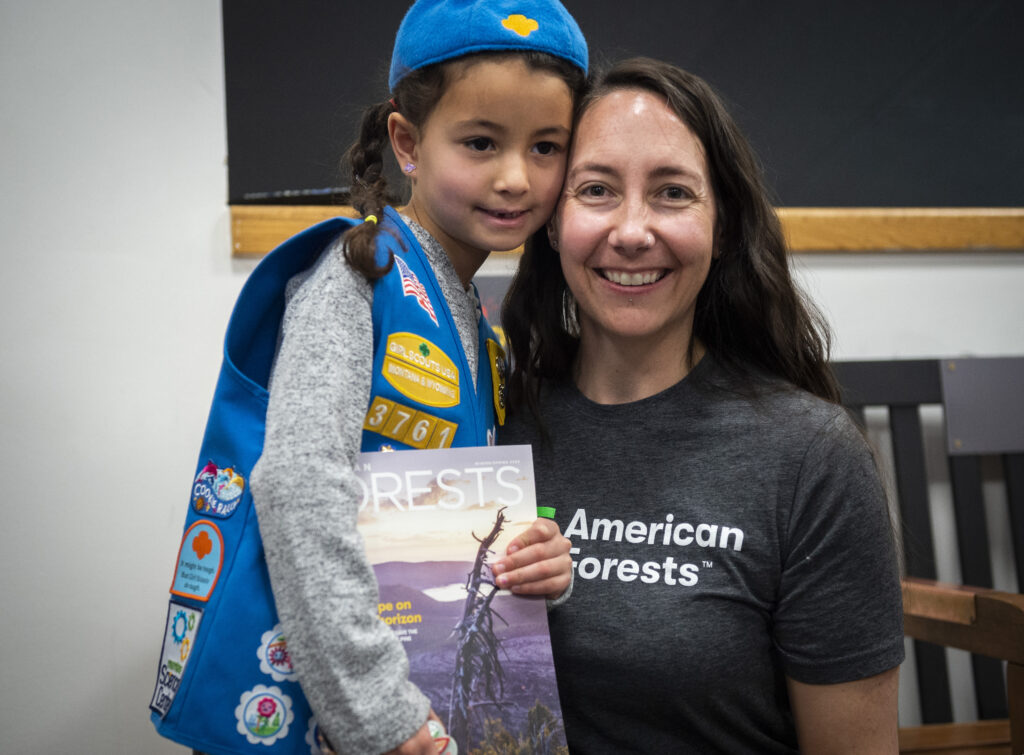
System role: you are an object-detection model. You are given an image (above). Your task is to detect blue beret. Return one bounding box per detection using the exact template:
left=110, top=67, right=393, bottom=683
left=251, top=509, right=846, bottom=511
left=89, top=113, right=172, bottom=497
left=388, top=0, right=588, bottom=90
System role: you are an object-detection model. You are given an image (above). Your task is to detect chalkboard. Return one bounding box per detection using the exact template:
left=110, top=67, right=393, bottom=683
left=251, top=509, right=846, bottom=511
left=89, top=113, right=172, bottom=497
left=223, top=0, right=1024, bottom=208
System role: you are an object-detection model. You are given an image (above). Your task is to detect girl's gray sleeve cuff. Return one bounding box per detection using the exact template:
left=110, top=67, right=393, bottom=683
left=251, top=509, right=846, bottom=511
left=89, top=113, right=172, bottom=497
left=546, top=568, right=574, bottom=610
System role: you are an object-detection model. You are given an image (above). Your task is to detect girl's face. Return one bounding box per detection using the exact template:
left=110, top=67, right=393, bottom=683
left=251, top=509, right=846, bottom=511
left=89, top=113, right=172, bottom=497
left=555, top=88, right=717, bottom=353
left=398, top=57, right=574, bottom=282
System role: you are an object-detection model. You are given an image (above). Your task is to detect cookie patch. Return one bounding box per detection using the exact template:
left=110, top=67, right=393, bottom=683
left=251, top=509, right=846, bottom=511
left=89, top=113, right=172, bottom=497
left=192, top=461, right=245, bottom=518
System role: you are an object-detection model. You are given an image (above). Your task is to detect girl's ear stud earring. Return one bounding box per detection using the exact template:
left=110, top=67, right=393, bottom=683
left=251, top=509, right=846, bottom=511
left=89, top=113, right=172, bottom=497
left=404, top=162, right=415, bottom=173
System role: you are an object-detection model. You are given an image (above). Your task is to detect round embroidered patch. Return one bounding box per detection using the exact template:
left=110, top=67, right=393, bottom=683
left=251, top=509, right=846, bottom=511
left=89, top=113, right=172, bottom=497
left=235, top=685, right=294, bottom=745
left=192, top=460, right=246, bottom=518
left=257, top=624, right=297, bottom=682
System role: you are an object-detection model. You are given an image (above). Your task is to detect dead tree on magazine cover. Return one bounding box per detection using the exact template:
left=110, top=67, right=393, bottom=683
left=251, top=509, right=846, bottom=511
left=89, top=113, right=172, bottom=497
left=448, top=506, right=510, bottom=748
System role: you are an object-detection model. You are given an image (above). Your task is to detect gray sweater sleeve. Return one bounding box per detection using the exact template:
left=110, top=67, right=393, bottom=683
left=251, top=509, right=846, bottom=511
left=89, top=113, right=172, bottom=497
left=249, top=240, right=430, bottom=754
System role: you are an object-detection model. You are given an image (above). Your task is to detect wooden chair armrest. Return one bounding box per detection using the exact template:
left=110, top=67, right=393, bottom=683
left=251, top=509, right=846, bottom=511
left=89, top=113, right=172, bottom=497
left=898, top=719, right=1012, bottom=752
left=901, top=577, right=1024, bottom=665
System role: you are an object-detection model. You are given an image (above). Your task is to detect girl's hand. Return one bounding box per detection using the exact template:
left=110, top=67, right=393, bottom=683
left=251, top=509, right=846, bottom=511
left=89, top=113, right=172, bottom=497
left=490, top=518, right=572, bottom=600
left=383, top=710, right=443, bottom=755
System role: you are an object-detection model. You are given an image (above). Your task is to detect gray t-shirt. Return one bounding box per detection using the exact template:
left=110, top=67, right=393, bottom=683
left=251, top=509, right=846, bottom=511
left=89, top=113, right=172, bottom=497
left=499, top=355, right=904, bottom=754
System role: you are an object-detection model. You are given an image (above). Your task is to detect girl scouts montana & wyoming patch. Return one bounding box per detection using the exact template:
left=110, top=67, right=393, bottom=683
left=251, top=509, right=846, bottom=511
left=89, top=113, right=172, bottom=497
left=382, top=332, right=459, bottom=407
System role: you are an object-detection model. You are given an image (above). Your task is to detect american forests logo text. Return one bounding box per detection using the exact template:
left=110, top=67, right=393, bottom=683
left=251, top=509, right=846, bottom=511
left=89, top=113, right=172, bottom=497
left=564, top=508, right=745, bottom=586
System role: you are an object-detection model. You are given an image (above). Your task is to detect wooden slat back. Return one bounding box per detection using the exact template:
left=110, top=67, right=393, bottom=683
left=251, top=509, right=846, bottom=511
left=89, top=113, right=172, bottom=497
left=836, top=358, right=1024, bottom=728
left=834, top=360, right=956, bottom=723
left=1006, top=454, right=1024, bottom=588
left=949, top=454, right=1009, bottom=720
left=939, top=358, right=1024, bottom=722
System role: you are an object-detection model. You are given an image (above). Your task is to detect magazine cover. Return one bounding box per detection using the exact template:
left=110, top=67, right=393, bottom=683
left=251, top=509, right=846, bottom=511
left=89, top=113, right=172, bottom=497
left=356, top=444, right=566, bottom=754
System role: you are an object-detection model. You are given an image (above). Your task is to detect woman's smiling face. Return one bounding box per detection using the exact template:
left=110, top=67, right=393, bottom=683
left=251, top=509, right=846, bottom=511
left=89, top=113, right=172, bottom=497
left=555, top=88, right=717, bottom=352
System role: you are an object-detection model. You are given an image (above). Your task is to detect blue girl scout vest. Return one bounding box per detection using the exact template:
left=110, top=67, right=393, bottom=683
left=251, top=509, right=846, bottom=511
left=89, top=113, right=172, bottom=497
left=150, top=207, right=506, bottom=755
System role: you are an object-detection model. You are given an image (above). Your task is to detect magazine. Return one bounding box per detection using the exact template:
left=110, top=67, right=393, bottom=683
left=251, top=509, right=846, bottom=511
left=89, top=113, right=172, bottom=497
left=355, top=444, right=566, bottom=754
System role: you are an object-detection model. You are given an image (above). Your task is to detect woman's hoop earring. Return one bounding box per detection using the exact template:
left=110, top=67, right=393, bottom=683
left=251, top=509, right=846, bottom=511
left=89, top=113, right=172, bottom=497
left=562, top=288, right=580, bottom=338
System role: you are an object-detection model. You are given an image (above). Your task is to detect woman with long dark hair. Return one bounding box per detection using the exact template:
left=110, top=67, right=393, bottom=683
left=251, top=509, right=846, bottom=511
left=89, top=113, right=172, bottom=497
left=496, top=58, right=903, bottom=753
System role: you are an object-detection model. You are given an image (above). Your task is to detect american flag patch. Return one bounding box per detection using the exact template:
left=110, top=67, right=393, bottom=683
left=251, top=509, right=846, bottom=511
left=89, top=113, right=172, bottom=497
left=393, top=255, right=438, bottom=326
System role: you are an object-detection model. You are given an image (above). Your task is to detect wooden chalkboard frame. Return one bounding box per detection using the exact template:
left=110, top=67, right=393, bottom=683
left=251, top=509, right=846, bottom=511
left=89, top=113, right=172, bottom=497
left=229, top=205, right=1024, bottom=257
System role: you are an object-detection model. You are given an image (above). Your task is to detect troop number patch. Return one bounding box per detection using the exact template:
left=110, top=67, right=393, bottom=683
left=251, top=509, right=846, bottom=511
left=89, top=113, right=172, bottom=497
left=363, top=396, right=457, bottom=449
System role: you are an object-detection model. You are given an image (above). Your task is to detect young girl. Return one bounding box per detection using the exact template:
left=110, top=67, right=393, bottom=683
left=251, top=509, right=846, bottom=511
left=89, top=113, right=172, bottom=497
left=248, top=2, right=587, bottom=754
left=150, top=2, right=586, bottom=754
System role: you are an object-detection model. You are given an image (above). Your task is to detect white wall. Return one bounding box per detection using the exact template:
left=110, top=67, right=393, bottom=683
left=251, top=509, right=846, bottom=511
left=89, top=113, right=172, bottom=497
left=1, top=2, right=1022, bottom=753
left=1, top=2, right=248, bottom=753
left=791, top=253, right=1024, bottom=359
